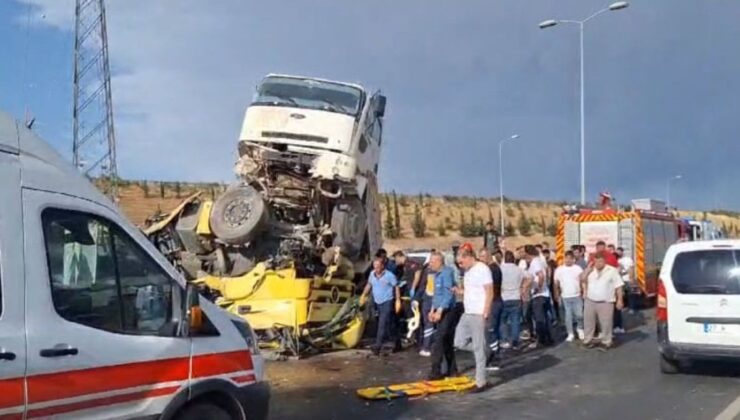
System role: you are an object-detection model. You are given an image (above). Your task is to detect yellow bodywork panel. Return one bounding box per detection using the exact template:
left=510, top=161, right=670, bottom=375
left=196, top=200, right=213, bottom=235
left=197, top=262, right=362, bottom=344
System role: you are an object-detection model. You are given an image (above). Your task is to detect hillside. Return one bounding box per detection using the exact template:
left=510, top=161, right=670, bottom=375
left=112, top=181, right=740, bottom=252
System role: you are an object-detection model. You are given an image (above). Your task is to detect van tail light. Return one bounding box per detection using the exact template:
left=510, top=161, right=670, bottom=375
left=656, top=279, right=667, bottom=322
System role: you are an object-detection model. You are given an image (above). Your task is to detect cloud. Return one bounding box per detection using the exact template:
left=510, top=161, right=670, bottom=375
left=13, top=0, right=740, bottom=209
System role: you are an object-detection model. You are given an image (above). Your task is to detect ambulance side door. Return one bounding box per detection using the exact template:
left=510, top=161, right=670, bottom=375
left=0, top=139, right=27, bottom=419
left=21, top=189, right=191, bottom=419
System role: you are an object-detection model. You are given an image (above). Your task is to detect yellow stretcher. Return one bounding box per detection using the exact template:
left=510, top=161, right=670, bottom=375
left=356, top=376, right=476, bottom=400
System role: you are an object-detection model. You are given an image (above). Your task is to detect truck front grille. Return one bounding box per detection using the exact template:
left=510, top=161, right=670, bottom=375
left=262, top=131, right=329, bottom=144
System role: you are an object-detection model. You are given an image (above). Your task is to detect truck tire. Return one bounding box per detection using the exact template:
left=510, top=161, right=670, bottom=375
left=177, top=403, right=231, bottom=420
left=331, top=199, right=366, bottom=259
left=659, top=353, right=680, bottom=374
left=210, top=184, right=267, bottom=245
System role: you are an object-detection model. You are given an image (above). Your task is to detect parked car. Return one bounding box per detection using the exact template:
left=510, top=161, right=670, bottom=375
left=657, top=240, right=740, bottom=373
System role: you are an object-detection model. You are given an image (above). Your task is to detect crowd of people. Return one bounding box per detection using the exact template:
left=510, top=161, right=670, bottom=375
left=359, top=225, right=637, bottom=393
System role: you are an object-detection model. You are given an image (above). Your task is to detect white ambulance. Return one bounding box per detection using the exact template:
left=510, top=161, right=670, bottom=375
left=0, top=111, right=269, bottom=419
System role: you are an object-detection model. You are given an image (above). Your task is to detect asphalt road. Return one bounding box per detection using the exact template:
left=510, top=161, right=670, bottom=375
left=267, top=311, right=740, bottom=420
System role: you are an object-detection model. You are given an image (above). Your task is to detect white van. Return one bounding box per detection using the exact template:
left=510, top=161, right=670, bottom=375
left=0, top=111, right=269, bottom=419
left=657, top=240, right=740, bottom=373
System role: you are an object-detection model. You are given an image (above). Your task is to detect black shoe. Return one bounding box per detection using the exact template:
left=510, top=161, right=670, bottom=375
left=428, top=373, right=444, bottom=381
left=469, top=384, right=489, bottom=394
left=581, top=341, right=596, bottom=350
left=371, top=347, right=380, bottom=356
left=392, top=342, right=403, bottom=353
left=598, top=343, right=613, bottom=352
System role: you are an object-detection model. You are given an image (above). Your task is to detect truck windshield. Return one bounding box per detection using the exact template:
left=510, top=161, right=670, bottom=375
left=252, top=76, right=363, bottom=116
left=671, top=250, right=740, bottom=295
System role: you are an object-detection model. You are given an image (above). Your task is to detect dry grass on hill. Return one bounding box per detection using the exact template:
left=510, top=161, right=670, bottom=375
left=111, top=182, right=740, bottom=252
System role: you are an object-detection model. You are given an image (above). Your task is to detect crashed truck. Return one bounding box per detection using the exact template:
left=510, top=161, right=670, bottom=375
left=146, top=74, right=387, bottom=356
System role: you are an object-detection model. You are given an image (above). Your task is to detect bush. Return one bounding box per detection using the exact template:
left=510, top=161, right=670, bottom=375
left=436, top=221, right=447, bottom=237
left=505, top=221, right=516, bottom=237
left=518, top=213, right=532, bottom=236
left=506, top=207, right=516, bottom=218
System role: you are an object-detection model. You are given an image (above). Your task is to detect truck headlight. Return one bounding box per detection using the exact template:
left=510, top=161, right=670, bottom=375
left=232, top=320, right=260, bottom=355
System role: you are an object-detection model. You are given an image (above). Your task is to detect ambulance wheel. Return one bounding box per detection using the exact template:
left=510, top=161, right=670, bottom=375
left=178, top=403, right=231, bottom=420
left=210, top=184, right=267, bottom=245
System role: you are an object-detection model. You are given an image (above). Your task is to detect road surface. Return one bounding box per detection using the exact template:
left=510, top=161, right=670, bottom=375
left=267, top=311, right=740, bottom=420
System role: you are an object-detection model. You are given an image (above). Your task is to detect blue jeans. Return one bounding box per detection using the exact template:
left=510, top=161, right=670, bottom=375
left=421, top=296, right=435, bottom=351
left=374, top=300, right=398, bottom=350
left=562, top=297, right=584, bottom=336
left=487, top=300, right=503, bottom=354
left=500, top=300, right=522, bottom=346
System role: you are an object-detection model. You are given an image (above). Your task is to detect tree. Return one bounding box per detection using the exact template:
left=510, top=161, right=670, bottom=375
left=436, top=221, right=447, bottom=237
left=398, top=194, right=409, bottom=207
left=384, top=194, right=397, bottom=239
left=174, top=182, right=182, bottom=198
left=159, top=182, right=166, bottom=198
left=392, top=190, right=402, bottom=237
left=540, top=216, right=548, bottom=235
left=411, top=203, right=426, bottom=238
left=140, top=181, right=150, bottom=198
left=547, top=220, right=558, bottom=237
left=505, top=221, right=516, bottom=237
left=518, top=213, right=533, bottom=236
left=487, top=206, right=495, bottom=225
left=459, top=212, right=467, bottom=233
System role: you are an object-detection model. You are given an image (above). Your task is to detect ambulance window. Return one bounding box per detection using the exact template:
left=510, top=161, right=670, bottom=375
left=42, top=209, right=174, bottom=336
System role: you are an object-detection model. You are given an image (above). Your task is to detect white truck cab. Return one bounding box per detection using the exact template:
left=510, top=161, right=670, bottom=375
left=0, top=111, right=269, bottom=419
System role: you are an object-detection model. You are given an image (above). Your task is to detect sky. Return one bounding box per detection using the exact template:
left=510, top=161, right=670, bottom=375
left=1, top=0, right=740, bottom=210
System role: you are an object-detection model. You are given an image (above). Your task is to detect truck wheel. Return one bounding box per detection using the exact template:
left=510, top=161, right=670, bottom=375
left=177, top=403, right=231, bottom=420
left=659, top=353, right=680, bottom=374
left=210, top=184, right=267, bottom=245
left=331, top=199, right=366, bottom=259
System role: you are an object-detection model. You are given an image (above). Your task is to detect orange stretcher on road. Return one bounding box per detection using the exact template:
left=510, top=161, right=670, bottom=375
left=356, top=376, right=476, bottom=400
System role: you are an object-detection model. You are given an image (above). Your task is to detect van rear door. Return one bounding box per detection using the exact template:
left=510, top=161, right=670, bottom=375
left=665, top=245, right=740, bottom=346
left=0, top=144, right=26, bottom=419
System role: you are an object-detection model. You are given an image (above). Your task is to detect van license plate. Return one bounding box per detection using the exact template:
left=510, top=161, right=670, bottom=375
left=703, top=323, right=729, bottom=334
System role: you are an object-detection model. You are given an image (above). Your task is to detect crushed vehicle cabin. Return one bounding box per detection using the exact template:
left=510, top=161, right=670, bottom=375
left=146, top=75, right=386, bottom=356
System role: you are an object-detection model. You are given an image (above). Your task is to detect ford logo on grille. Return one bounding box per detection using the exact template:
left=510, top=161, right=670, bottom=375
left=290, top=113, right=306, bottom=119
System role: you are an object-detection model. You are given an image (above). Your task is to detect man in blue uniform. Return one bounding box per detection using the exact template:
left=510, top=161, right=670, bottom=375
left=360, top=257, right=402, bottom=355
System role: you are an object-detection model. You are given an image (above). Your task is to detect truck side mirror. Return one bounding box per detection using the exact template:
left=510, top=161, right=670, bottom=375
left=185, top=282, right=203, bottom=334
left=375, top=95, right=386, bottom=118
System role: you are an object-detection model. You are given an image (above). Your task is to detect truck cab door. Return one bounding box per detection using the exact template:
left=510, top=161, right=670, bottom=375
left=0, top=146, right=27, bottom=419
left=21, top=188, right=191, bottom=419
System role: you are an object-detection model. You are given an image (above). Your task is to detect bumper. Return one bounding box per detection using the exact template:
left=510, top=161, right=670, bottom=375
left=236, top=381, right=271, bottom=420
left=657, top=322, right=740, bottom=362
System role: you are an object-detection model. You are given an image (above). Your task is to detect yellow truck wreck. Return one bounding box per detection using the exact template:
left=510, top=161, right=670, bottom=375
left=145, top=75, right=386, bottom=357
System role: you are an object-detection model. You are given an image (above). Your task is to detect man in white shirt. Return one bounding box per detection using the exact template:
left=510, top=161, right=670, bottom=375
left=554, top=251, right=584, bottom=342
left=453, top=244, right=493, bottom=392
left=580, top=253, right=624, bottom=350
left=525, top=245, right=553, bottom=347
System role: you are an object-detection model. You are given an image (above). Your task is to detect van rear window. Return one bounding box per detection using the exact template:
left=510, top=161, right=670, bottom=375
left=671, top=250, right=740, bottom=295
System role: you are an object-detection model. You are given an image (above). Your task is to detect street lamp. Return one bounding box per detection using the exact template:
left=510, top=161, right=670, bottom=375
left=666, top=174, right=682, bottom=210
left=499, top=134, right=520, bottom=237
left=539, top=2, right=629, bottom=205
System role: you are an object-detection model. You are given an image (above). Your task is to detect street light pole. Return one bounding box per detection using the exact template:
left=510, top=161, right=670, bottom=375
left=539, top=1, right=629, bottom=206
left=499, top=134, right=520, bottom=237
left=666, top=174, right=682, bottom=210
left=579, top=21, right=585, bottom=206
